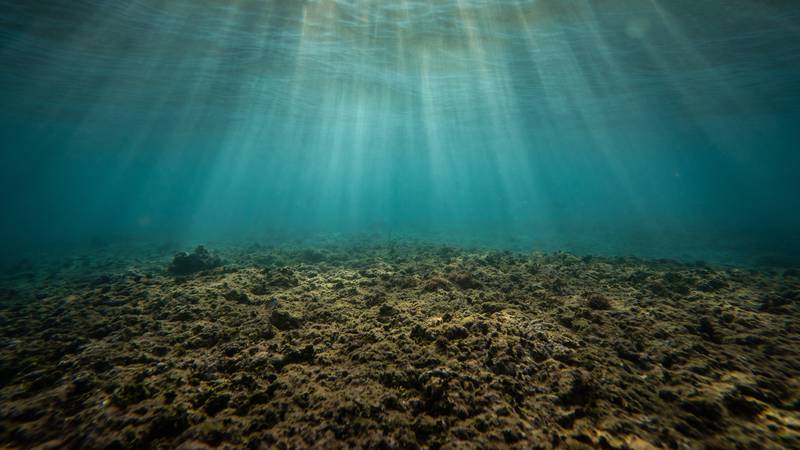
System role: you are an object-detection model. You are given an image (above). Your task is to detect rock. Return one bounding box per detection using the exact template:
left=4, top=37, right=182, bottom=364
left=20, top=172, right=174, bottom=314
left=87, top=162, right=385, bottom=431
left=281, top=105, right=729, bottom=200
left=378, top=304, right=397, bottom=317
left=481, top=302, right=505, bottom=314
left=585, top=294, right=611, bottom=310
left=697, top=317, right=716, bottom=340
left=280, top=345, right=315, bottom=367
left=545, top=277, right=568, bottom=295
left=659, top=389, right=678, bottom=402
left=66, top=373, right=94, bottom=397
left=410, top=324, right=434, bottom=341
left=735, top=335, right=764, bottom=346
left=503, top=428, right=525, bottom=444
left=204, top=393, right=231, bottom=416
left=270, top=310, right=301, bottom=330
left=724, top=391, right=765, bottom=418
left=444, top=325, right=469, bottom=340
left=697, top=278, right=727, bottom=292
left=260, top=267, right=299, bottom=289
left=663, top=272, right=691, bottom=294
left=449, top=272, right=481, bottom=289
left=224, top=289, right=251, bottom=304
left=558, top=371, right=597, bottom=407
left=111, top=382, right=149, bottom=407
left=422, top=277, right=451, bottom=292
left=628, top=270, right=650, bottom=284
left=758, top=293, right=791, bottom=313
left=168, top=246, right=222, bottom=275
left=680, top=398, right=722, bottom=429
left=557, top=410, right=578, bottom=428
left=148, top=408, right=189, bottom=439
left=615, top=342, right=648, bottom=368
left=364, top=292, right=385, bottom=306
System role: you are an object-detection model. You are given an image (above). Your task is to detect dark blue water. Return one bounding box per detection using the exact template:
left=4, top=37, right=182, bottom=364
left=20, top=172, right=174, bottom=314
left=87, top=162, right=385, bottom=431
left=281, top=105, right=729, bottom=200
left=1, top=0, right=799, bottom=265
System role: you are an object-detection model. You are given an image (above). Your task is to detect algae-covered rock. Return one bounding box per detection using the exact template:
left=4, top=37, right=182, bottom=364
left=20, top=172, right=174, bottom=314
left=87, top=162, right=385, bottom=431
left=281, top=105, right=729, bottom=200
left=585, top=293, right=611, bottom=310
left=167, top=246, right=222, bottom=275
left=270, top=309, right=301, bottom=330
left=3, top=241, right=798, bottom=449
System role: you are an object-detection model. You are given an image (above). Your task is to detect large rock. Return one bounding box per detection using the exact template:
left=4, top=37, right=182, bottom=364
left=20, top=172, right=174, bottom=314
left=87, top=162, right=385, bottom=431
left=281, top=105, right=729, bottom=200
left=167, top=246, right=222, bottom=275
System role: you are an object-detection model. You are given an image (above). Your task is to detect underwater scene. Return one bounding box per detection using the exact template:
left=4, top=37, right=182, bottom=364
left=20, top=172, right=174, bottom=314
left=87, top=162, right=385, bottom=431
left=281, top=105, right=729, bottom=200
left=1, top=0, right=800, bottom=448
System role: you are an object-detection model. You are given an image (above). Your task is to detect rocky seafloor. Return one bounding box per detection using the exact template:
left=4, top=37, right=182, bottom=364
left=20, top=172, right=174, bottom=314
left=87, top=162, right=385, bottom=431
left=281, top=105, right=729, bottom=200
left=0, top=241, right=799, bottom=449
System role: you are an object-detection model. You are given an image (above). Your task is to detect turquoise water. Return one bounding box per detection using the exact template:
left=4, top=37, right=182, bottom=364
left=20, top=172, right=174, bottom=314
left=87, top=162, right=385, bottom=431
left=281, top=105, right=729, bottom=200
left=1, top=0, right=799, bottom=265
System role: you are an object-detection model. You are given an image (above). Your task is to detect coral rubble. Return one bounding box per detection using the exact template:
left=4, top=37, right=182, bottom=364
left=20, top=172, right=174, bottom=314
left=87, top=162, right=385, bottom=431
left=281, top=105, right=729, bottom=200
left=0, top=242, right=798, bottom=448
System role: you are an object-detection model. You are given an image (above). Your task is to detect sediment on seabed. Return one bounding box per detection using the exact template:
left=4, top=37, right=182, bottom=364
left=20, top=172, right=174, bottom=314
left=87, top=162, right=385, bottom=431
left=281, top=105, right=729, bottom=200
left=1, top=242, right=798, bottom=449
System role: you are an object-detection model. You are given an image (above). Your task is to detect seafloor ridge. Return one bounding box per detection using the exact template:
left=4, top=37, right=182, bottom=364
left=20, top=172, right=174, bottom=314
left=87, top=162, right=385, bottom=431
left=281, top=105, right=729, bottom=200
left=0, top=241, right=798, bottom=449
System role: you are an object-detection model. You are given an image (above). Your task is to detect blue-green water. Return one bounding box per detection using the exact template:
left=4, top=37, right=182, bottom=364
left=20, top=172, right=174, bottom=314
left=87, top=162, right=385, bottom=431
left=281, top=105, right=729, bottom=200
left=1, top=0, right=799, bottom=265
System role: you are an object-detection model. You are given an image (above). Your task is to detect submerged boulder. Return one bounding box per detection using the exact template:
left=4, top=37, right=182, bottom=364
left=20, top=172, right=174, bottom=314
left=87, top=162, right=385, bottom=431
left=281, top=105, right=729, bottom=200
left=168, top=246, right=222, bottom=275
left=270, top=309, right=301, bottom=331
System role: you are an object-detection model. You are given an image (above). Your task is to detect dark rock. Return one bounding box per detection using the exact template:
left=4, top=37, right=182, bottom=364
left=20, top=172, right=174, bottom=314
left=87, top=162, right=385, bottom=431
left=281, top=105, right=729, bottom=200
left=658, top=389, right=678, bottom=402
left=697, top=278, right=727, bottom=292
left=758, top=293, right=791, bottom=314
left=502, top=428, right=525, bottom=444
left=410, top=324, right=434, bottom=341
left=545, top=278, right=568, bottom=295
left=270, top=310, right=301, bottom=330
left=484, top=252, right=504, bottom=267
left=628, top=270, right=650, bottom=284
left=481, top=302, right=505, bottom=314
left=449, top=272, right=481, bottom=289
left=557, top=410, right=578, bottom=428
left=248, top=385, right=278, bottom=405
left=614, top=342, right=649, bottom=369
left=148, top=408, right=189, bottom=439
left=378, top=304, right=397, bottom=317
left=680, top=398, right=722, bottom=428
left=281, top=345, right=315, bottom=367
left=443, top=325, right=469, bottom=340
left=67, top=374, right=94, bottom=397
left=648, top=282, right=670, bottom=297
left=224, top=289, right=251, bottom=304
left=558, top=372, right=597, bottom=407
left=111, top=382, right=149, bottom=407
left=261, top=267, right=299, bottom=289
left=422, top=277, right=451, bottom=292
left=204, top=393, right=231, bottom=416
left=585, top=294, right=611, bottom=310
left=735, top=335, right=764, bottom=346
left=724, top=391, right=765, bottom=418
left=168, top=246, right=222, bottom=275
left=697, top=317, right=716, bottom=340
left=364, top=292, right=385, bottom=307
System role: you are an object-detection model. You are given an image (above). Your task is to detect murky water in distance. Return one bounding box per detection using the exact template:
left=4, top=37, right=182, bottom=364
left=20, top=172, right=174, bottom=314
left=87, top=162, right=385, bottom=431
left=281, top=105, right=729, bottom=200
left=1, top=0, right=799, bottom=266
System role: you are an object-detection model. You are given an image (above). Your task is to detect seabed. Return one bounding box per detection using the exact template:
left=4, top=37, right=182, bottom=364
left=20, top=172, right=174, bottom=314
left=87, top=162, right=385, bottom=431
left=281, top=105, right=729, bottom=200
left=1, top=240, right=798, bottom=449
